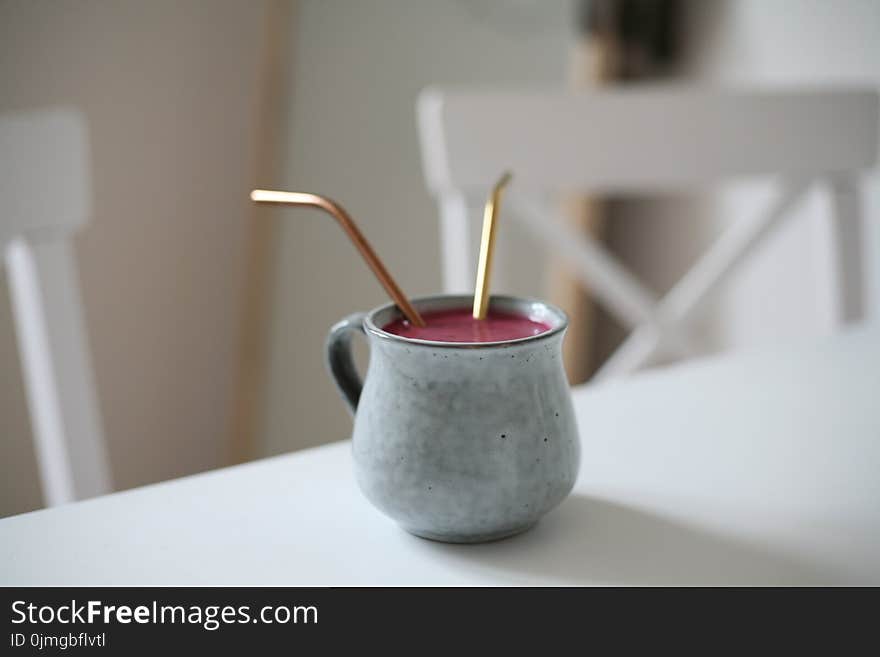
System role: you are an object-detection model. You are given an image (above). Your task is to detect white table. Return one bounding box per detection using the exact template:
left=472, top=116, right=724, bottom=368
left=3, top=326, right=879, bottom=586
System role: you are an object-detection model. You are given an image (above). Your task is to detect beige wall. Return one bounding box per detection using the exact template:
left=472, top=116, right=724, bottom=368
left=0, top=0, right=274, bottom=516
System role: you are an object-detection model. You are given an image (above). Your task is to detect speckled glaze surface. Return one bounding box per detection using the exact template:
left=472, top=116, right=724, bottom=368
left=326, top=295, right=580, bottom=543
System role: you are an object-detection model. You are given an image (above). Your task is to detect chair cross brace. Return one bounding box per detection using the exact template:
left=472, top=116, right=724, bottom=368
left=510, top=180, right=812, bottom=380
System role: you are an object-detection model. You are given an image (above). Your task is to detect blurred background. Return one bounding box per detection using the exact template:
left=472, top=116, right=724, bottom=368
left=1, top=0, right=878, bottom=517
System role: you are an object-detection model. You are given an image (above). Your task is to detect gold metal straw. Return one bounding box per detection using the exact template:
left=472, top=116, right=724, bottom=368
left=472, top=172, right=512, bottom=319
left=251, top=189, right=425, bottom=327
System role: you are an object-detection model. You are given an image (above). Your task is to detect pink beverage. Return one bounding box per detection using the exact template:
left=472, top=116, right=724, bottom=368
left=383, top=307, right=551, bottom=343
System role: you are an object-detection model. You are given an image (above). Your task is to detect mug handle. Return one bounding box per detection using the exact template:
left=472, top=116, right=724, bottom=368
left=325, top=312, right=366, bottom=415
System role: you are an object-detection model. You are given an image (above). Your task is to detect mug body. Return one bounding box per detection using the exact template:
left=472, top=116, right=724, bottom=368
left=352, top=294, right=580, bottom=543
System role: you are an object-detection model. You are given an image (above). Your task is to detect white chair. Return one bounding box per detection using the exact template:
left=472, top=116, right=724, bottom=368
left=1, top=108, right=111, bottom=506
left=417, top=87, right=878, bottom=379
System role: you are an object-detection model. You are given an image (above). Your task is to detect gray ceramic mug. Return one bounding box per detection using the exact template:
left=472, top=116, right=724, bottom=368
left=326, top=294, right=580, bottom=543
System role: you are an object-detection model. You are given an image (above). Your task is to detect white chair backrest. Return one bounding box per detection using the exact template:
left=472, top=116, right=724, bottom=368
left=417, top=87, right=878, bottom=379
left=1, top=108, right=111, bottom=506
left=419, top=87, right=878, bottom=193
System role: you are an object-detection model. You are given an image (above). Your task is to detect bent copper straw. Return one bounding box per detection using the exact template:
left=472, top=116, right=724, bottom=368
left=472, top=172, right=512, bottom=320
left=250, top=190, right=425, bottom=327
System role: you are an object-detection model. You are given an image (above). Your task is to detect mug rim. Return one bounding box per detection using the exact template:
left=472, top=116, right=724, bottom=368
left=363, top=294, right=569, bottom=349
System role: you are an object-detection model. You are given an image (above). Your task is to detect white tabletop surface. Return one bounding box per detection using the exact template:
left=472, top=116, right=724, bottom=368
left=2, top=326, right=879, bottom=586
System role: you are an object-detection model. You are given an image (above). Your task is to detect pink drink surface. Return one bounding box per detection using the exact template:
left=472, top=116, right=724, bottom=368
left=382, top=307, right=552, bottom=343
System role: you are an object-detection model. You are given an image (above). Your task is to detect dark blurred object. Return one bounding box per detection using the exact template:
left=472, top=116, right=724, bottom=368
left=578, top=0, right=681, bottom=78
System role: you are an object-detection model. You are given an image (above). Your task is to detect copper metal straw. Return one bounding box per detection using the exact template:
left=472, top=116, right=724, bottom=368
left=251, top=189, right=425, bottom=327
left=472, top=172, right=512, bottom=320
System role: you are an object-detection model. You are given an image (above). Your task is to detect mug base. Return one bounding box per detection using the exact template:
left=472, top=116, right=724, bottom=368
left=403, top=521, right=537, bottom=544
